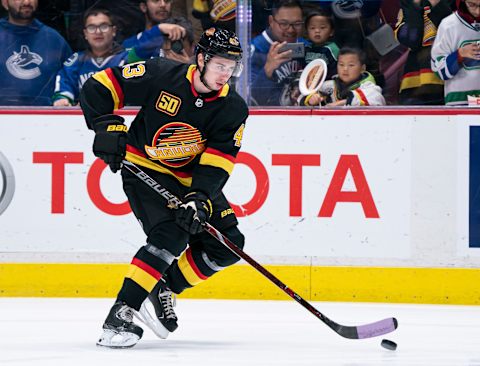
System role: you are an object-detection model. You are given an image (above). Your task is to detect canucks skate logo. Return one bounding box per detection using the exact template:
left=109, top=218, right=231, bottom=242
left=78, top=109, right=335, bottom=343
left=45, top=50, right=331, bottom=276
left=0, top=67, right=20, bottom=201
left=145, top=122, right=206, bottom=167
left=331, top=0, right=363, bottom=19
left=6, top=45, right=43, bottom=80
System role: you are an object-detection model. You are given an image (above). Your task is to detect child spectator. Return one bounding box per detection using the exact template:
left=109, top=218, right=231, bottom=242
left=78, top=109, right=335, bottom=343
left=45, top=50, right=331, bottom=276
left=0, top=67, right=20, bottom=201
left=395, top=0, right=452, bottom=105
left=431, top=0, right=480, bottom=105
left=302, top=47, right=386, bottom=106
left=52, top=7, right=185, bottom=106
left=0, top=0, right=72, bottom=106
left=304, top=8, right=339, bottom=80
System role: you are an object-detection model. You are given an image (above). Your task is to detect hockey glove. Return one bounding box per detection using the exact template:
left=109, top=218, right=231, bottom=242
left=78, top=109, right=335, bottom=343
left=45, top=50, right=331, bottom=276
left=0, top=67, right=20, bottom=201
left=175, top=191, right=212, bottom=235
left=92, top=115, right=128, bottom=173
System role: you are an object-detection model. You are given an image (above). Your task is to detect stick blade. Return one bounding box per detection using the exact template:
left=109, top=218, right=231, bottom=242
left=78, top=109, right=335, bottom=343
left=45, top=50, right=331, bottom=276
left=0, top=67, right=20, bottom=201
left=332, top=317, right=398, bottom=339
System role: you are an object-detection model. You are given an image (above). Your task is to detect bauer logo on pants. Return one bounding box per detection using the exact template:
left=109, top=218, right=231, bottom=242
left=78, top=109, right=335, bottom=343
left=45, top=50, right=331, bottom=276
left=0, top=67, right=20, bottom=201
left=0, top=151, right=15, bottom=215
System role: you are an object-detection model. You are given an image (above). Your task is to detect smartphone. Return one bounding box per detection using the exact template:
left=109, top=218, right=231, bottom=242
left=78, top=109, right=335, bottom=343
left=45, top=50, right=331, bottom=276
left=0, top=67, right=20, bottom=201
left=279, top=42, right=305, bottom=58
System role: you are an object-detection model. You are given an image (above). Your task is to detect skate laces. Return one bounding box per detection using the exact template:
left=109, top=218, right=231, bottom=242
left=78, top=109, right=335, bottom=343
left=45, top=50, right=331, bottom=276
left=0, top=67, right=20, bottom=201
left=159, top=290, right=177, bottom=320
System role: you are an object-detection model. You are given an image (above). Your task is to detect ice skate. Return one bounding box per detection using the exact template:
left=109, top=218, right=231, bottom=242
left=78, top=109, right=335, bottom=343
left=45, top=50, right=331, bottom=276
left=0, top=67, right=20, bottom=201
left=136, top=281, right=178, bottom=339
left=97, top=301, right=143, bottom=348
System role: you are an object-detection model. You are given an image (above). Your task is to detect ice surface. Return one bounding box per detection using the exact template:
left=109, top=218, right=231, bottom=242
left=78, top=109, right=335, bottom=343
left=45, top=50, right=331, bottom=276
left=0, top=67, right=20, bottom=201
left=1, top=298, right=479, bottom=366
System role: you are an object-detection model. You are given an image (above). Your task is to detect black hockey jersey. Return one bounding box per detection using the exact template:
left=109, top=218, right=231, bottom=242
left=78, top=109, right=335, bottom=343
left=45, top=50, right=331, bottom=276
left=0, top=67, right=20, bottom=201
left=80, top=58, right=248, bottom=199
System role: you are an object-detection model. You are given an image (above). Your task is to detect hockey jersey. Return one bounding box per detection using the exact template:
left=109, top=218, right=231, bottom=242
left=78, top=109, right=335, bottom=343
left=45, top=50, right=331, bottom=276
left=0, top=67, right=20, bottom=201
left=304, top=41, right=339, bottom=80
left=302, top=72, right=386, bottom=106
left=395, top=0, right=452, bottom=104
left=250, top=29, right=307, bottom=106
left=80, top=59, right=248, bottom=200
left=0, top=18, right=72, bottom=106
left=431, top=11, right=480, bottom=105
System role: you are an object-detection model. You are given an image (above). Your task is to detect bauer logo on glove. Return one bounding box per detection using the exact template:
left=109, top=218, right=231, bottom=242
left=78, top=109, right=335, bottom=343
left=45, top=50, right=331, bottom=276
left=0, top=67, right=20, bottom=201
left=92, top=114, right=128, bottom=173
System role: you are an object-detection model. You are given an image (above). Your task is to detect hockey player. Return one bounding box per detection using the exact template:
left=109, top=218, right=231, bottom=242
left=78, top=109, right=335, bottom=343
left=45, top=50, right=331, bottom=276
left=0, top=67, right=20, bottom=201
left=80, top=27, right=248, bottom=348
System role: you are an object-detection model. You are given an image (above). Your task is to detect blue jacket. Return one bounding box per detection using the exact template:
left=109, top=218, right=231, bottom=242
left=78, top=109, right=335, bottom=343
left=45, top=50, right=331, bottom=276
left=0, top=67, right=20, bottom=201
left=123, top=17, right=194, bottom=56
left=54, top=26, right=168, bottom=104
left=250, top=29, right=307, bottom=106
left=0, top=18, right=72, bottom=106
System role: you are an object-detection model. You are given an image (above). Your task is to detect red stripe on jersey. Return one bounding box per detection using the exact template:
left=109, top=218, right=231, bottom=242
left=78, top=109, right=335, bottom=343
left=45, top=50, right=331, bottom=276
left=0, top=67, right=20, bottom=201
left=403, top=69, right=434, bottom=78
left=131, top=258, right=162, bottom=281
left=204, top=147, right=235, bottom=163
left=186, top=248, right=209, bottom=280
left=127, top=144, right=146, bottom=157
left=105, top=68, right=124, bottom=109
left=356, top=88, right=369, bottom=106
left=126, top=144, right=193, bottom=179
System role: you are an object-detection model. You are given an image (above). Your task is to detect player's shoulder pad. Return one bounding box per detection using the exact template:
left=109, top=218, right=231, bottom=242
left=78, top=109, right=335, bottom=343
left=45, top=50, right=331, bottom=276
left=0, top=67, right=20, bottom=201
left=223, top=89, right=249, bottom=118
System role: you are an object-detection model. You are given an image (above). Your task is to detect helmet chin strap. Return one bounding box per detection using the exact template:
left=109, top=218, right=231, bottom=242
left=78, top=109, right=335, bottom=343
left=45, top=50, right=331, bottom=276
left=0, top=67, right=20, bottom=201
left=198, top=63, right=217, bottom=92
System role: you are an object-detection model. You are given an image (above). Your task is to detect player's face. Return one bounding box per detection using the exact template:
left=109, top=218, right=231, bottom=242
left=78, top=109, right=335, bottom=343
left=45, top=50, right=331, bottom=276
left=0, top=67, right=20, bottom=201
left=307, top=16, right=334, bottom=46
left=4, top=0, right=37, bottom=21
left=203, top=56, right=238, bottom=90
left=84, top=13, right=116, bottom=54
left=269, top=6, right=303, bottom=43
left=145, top=0, right=172, bottom=23
left=337, top=53, right=365, bottom=84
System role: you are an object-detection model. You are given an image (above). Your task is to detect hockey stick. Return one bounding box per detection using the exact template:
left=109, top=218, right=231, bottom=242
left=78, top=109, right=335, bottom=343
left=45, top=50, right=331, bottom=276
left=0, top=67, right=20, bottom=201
left=122, top=160, right=398, bottom=339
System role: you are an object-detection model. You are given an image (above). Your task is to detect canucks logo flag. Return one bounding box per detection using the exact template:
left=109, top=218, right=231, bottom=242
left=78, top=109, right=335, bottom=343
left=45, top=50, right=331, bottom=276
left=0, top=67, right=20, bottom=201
left=470, top=126, right=480, bottom=247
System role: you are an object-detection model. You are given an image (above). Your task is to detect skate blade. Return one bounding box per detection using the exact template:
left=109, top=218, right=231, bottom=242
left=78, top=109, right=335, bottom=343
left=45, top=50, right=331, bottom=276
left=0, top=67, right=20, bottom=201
left=96, top=329, right=140, bottom=348
left=135, top=298, right=170, bottom=339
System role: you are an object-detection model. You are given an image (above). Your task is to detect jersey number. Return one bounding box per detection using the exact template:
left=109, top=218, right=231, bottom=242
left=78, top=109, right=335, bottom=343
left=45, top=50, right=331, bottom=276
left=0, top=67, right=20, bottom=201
left=233, top=123, right=245, bottom=147
left=122, top=63, right=146, bottom=79
left=156, top=91, right=181, bottom=116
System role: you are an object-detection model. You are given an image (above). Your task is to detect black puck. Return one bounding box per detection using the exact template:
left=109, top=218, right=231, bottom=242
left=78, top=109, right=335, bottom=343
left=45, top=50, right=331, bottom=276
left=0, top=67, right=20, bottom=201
left=381, top=339, right=397, bottom=351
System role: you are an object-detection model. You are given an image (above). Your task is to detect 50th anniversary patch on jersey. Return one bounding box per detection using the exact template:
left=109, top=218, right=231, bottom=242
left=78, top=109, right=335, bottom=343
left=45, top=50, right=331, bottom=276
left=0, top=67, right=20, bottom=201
left=145, top=122, right=206, bottom=167
left=156, top=91, right=182, bottom=116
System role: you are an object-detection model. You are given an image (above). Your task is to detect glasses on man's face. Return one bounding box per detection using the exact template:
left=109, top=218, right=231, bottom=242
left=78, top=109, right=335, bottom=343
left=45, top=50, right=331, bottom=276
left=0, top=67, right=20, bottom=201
left=85, top=23, right=113, bottom=34
left=272, top=17, right=304, bottom=31
left=465, top=1, right=480, bottom=10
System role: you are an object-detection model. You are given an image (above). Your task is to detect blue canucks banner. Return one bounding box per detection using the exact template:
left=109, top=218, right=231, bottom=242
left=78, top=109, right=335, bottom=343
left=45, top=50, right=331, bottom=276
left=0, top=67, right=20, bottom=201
left=470, top=126, right=480, bottom=247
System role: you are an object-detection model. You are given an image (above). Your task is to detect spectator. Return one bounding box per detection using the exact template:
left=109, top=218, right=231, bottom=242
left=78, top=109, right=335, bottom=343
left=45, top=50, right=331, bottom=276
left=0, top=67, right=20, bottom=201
left=52, top=7, right=182, bottom=106
left=304, top=8, right=339, bottom=80
left=251, top=0, right=307, bottom=106
left=328, top=0, right=386, bottom=87
left=431, top=0, right=480, bottom=105
left=0, top=0, right=72, bottom=106
left=396, top=0, right=452, bottom=105
left=192, top=0, right=236, bottom=32
left=123, top=0, right=193, bottom=63
left=302, top=47, right=386, bottom=106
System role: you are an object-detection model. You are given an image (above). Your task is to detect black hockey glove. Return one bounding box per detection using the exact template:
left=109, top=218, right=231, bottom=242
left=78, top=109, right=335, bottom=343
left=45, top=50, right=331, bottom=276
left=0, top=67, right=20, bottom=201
left=175, top=191, right=212, bottom=235
left=92, top=115, right=127, bottom=173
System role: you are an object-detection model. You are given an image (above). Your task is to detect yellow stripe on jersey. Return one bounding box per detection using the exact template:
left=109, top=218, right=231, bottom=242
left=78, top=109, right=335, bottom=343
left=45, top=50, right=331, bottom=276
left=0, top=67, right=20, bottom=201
left=125, top=264, right=158, bottom=292
left=125, top=151, right=192, bottom=186
left=178, top=251, right=207, bottom=286
left=199, top=152, right=235, bottom=174
left=92, top=70, right=121, bottom=110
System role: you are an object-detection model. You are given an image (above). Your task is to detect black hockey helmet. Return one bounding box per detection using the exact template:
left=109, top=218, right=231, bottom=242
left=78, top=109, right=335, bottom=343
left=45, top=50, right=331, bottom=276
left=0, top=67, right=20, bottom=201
left=196, top=27, right=243, bottom=62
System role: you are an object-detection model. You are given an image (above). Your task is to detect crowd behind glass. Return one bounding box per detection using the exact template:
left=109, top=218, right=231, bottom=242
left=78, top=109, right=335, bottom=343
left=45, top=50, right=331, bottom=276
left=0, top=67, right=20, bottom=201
left=1, top=0, right=479, bottom=107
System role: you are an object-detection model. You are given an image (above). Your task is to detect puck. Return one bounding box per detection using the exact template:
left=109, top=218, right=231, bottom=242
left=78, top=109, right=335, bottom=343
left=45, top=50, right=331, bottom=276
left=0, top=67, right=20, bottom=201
left=381, top=339, right=397, bottom=351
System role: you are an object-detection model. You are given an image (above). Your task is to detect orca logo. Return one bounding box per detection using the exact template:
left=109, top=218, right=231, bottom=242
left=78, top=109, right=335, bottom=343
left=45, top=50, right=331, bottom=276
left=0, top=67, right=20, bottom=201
left=0, top=152, right=15, bottom=215
left=6, top=45, right=43, bottom=80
